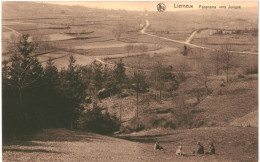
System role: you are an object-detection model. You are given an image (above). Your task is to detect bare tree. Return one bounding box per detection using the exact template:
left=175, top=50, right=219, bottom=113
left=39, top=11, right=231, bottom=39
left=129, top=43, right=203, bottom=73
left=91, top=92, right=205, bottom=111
left=209, top=50, right=221, bottom=75
left=196, top=60, right=212, bottom=95
left=125, top=44, right=133, bottom=56
left=174, top=61, right=191, bottom=82
left=131, top=69, right=148, bottom=117
left=219, top=45, right=236, bottom=82
left=112, top=22, right=125, bottom=41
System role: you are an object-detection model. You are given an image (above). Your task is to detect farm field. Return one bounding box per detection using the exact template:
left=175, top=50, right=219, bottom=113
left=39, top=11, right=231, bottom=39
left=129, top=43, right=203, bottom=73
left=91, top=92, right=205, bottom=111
left=3, top=2, right=258, bottom=69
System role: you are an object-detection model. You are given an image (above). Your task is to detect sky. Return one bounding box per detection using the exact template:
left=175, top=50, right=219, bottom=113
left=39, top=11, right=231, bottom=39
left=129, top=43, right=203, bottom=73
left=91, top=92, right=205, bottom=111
left=43, top=1, right=258, bottom=12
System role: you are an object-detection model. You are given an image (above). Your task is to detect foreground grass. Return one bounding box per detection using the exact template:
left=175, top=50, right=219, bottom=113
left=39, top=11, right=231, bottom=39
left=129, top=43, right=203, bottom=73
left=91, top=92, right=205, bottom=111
left=3, top=127, right=257, bottom=162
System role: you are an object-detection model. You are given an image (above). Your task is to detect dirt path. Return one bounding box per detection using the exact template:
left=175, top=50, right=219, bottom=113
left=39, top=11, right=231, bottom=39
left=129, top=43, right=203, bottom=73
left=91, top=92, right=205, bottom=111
left=185, top=30, right=198, bottom=44
left=2, top=26, right=22, bottom=36
left=3, top=127, right=257, bottom=161
left=141, top=20, right=258, bottom=55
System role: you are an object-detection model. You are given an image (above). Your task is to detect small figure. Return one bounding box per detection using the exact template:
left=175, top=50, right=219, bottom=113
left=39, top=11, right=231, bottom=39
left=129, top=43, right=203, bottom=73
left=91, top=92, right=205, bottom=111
left=154, top=141, right=164, bottom=150
left=176, top=145, right=184, bottom=156
left=206, top=142, right=215, bottom=155
left=197, top=142, right=204, bottom=154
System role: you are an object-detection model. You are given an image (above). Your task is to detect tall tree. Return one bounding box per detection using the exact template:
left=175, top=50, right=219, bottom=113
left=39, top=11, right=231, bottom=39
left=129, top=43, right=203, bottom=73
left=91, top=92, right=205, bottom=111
left=210, top=50, right=221, bottom=75
left=196, top=60, right=212, bottom=95
left=152, top=61, right=176, bottom=103
left=7, top=34, right=43, bottom=132
left=220, top=45, right=236, bottom=82
left=131, top=70, right=148, bottom=117
left=125, top=44, right=133, bottom=57
left=59, top=55, right=88, bottom=129
left=89, top=61, right=104, bottom=107
left=112, top=22, right=125, bottom=41
left=113, top=59, right=127, bottom=121
left=42, top=58, right=61, bottom=127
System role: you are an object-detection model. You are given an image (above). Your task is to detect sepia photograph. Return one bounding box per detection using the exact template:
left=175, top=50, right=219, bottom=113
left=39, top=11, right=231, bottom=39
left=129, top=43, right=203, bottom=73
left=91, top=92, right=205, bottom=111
left=1, top=1, right=258, bottom=161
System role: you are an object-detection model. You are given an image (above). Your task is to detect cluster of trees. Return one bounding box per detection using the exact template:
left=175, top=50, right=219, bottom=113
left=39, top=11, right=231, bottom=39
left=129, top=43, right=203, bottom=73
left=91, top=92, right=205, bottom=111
left=214, top=28, right=258, bottom=36
left=209, top=45, right=237, bottom=82
left=4, top=34, right=176, bottom=137
left=112, top=20, right=143, bottom=41
left=182, top=44, right=237, bottom=83
left=3, top=35, right=89, bottom=137
left=2, top=35, right=116, bottom=136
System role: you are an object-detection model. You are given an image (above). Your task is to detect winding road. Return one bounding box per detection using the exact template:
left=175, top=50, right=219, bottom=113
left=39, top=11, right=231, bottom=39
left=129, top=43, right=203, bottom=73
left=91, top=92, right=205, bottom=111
left=141, top=19, right=258, bottom=55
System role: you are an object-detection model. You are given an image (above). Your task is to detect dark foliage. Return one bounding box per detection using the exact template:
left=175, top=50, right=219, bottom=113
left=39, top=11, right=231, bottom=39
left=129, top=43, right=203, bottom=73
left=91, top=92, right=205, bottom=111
left=2, top=35, right=89, bottom=138
left=77, top=107, right=120, bottom=134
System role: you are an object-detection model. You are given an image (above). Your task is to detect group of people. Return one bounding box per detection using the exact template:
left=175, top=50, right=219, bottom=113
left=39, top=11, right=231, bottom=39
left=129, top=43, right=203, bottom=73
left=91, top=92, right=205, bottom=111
left=154, top=141, right=215, bottom=156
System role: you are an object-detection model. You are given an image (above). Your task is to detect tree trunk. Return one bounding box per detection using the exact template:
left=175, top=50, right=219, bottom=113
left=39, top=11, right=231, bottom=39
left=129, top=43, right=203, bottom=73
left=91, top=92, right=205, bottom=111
left=226, top=69, right=229, bottom=82
left=120, top=93, right=122, bottom=122
left=70, top=120, right=73, bottom=130
left=159, top=90, right=162, bottom=103
left=156, top=75, right=158, bottom=103
left=19, top=88, right=22, bottom=112
left=136, top=92, right=139, bottom=117
left=205, top=82, right=208, bottom=95
left=216, top=63, right=219, bottom=75
left=93, top=87, right=97, bottom=108
left=204, top=76, right=208, bottom=95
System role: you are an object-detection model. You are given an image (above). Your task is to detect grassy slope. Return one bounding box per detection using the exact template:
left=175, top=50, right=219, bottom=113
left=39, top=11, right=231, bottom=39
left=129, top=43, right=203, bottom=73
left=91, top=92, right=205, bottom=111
left=193, top=74, right=258, bottom=127
left=3, top=127, right=257, bottom=161
left=230, top=110, right=258, bottom=127
left=97, top=73, right=258, bottom=127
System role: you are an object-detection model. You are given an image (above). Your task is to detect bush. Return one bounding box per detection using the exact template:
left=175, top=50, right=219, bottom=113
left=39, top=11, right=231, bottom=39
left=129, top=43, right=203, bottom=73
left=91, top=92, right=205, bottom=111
left=172, top=103, right=194, bottom=129
left=121, top=115, right=176, bottom=133
left=77, top=107, right=120, bottom=134
left=237, top=74, right=245, bottom=78
left=245, top=64, right=258, bottom=75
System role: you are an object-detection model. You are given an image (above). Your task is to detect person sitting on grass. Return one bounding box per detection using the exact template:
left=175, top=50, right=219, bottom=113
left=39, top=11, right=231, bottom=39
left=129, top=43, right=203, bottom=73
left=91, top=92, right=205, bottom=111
left=154, top=141, right=164, bottom=150
left=197, top=142, right=204, bottom=154
left=206, top=142, right=215, bottom=155
left=176, top=145, right=184, bottom=156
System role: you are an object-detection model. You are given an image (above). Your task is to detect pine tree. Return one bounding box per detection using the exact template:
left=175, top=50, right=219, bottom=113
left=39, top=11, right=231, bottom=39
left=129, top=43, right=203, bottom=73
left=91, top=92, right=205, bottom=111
left=42, top=58, right=61, bottom=127
left=7, top=34, right=43, bottom=132
left=113, top=59, right=127, bottom=121
left=89, top=61, right=103, bottom=107
left=59, top=55, right=88, bottom=129
left=131, top=70, right=148, bottom=117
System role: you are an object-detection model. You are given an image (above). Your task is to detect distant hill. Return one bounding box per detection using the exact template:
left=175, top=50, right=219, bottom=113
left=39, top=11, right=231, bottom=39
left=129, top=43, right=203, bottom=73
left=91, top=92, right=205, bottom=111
left=2, top=2, right=106, bottom=20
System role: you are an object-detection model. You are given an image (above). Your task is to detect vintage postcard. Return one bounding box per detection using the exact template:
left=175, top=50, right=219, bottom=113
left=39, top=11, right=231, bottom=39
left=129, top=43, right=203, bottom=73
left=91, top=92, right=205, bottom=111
left=2, top=1, right=258, bottom=161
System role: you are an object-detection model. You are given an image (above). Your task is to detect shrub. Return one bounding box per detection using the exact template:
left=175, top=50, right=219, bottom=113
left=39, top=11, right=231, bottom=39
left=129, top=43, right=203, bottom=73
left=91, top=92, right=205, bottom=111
left=237, top=74, right=245, bottom=78
left=245, top=64, right=258, bottom=75
left=77, top=107, right=120, bottom=134
left=172, top=103, right=194, bottom=129
left=121, top=115, right=176, bottom=133
left=128, top=117, right=146, bottom=131
left=151, top=117, right=176, bottom=129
